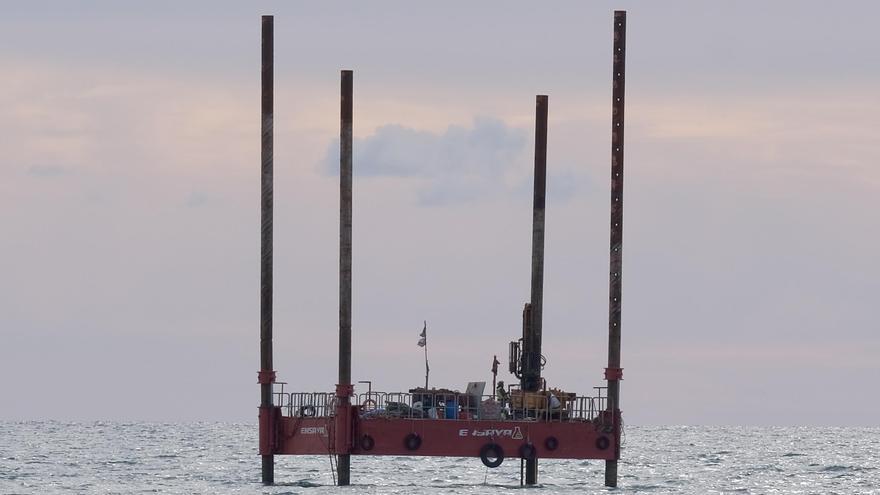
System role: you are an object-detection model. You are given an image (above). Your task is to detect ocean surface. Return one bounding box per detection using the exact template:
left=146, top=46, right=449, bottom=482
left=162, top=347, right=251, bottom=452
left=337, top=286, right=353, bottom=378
left=1, top=422, right=877, bottom=494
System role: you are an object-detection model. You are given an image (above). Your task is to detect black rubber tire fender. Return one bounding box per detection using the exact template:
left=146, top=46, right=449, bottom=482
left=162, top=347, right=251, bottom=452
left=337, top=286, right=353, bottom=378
left=360, top=434, right=375, bottom=451
left=544, top=436, right=559, bottom=451
left=480, top=443, right=505, bottom=468
left=595, top=435, right=611, bottom=451
left=404, top=432, right=422, bottom=451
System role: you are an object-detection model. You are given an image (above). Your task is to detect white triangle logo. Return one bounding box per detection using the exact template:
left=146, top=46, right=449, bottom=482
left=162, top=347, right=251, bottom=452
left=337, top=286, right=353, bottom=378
left=512, top=426, right=523, bottom=440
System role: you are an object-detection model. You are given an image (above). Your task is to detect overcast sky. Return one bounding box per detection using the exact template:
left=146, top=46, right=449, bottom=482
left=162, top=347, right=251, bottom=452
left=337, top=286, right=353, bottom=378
left=1, top=1, right=878, bottom=425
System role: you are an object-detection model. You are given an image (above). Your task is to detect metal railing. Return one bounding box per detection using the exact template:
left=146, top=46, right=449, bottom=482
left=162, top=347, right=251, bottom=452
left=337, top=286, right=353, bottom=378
left=273, top=389, right=337, bottom=418
left=274, top=387, right=609, bottom=423
left=355, top=390, right=607, bottom=423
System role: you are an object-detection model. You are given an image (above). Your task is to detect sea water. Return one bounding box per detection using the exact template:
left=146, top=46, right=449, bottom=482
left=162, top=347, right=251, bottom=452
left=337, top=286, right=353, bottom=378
left=1, top=422, right=877, bottom=494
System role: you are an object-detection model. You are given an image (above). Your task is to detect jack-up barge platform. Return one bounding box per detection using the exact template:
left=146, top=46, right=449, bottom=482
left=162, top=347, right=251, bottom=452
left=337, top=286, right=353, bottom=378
left=257, top=10, right=629, bottom=488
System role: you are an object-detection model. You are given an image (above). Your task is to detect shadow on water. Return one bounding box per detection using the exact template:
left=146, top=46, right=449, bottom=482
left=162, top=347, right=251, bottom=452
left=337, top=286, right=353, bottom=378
left=266, top=480, right=560, bottom=490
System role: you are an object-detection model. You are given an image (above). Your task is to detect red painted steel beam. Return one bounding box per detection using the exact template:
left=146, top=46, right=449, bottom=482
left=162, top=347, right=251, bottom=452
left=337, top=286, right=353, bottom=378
left=259, top=405, right=282, bottom=455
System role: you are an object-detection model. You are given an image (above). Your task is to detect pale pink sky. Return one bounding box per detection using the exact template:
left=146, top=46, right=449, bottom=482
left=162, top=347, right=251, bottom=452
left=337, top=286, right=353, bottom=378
left=1, top=1, right=878, bottom=425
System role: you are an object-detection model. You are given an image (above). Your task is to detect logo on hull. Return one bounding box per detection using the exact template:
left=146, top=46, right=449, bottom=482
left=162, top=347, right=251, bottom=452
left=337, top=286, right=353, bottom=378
left=300, top=426, right=328, bottom=436
left=459, top=426, right=524, bottom=439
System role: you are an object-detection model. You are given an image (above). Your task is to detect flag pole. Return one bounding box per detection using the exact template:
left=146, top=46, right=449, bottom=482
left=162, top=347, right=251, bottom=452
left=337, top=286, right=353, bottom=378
left=491, top=355, right=499, bottom=400
left=423, top=321, right=429, bottom=390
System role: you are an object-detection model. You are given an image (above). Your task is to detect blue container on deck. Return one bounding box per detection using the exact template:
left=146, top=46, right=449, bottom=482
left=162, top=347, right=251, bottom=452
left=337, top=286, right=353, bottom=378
left=445, top=399, right=457, bottom=419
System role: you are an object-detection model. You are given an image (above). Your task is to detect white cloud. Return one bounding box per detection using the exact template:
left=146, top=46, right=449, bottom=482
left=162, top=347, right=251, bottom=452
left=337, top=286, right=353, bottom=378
left=321, top=118, right=528, bottom=205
